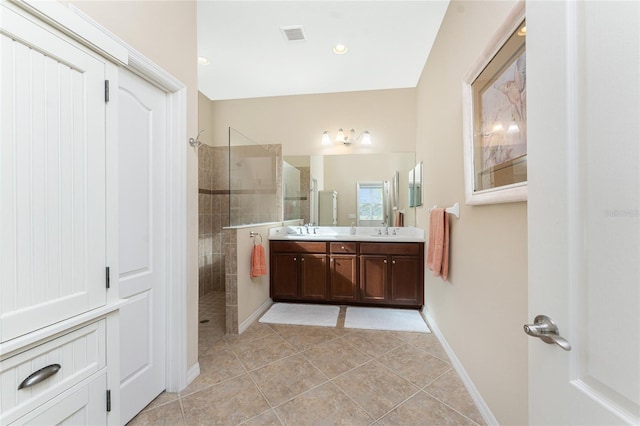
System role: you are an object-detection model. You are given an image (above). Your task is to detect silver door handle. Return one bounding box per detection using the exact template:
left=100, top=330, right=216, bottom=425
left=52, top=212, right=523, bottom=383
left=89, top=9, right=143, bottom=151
left=524, top=315, right=571, bottom=351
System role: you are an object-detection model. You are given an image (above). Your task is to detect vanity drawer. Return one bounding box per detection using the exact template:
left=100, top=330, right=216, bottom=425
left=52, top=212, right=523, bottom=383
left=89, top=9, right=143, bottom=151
left=0, top=320, right=106, bottom=425
left=360, top=242, right=422, bottom=256
left=330, top=242, right=357, bottom=254
left=271, top=241, right=327, bottom=253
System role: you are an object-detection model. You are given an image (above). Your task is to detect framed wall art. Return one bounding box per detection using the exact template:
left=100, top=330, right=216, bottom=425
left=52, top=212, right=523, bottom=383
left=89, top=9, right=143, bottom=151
left=462, top=3, right=527, bottom=205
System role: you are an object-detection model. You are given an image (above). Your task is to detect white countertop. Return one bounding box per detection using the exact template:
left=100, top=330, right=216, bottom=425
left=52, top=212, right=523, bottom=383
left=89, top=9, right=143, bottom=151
left=268, top=226, right=425, bottom=243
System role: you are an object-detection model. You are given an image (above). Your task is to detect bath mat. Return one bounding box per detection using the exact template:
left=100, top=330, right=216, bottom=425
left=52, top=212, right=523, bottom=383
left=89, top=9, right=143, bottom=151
left=259, top=303, right=340, bottom=327
left=344, top=307, right=430, bottom=333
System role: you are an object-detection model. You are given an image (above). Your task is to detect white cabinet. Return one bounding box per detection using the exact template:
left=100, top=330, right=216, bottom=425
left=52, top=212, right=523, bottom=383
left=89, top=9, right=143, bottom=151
left=0, top=2, right=121, bottom=424
left=11, top=372, right=107, bottom=426
left=0, top=321, right=107, bottom=425
left=0, top=4, right=108, bottom=343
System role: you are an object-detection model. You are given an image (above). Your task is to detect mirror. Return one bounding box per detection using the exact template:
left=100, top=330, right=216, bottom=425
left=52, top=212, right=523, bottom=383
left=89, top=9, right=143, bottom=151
left=283, top=152, right=416, bottom=227
left=408, top=162, right=423, bottom=208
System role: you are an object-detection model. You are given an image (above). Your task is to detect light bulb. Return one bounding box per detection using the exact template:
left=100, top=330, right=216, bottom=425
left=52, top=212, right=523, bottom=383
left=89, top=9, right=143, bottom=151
left=321, top=131, right=331, bottom=145
left=361, top=131, right=372, bottom=145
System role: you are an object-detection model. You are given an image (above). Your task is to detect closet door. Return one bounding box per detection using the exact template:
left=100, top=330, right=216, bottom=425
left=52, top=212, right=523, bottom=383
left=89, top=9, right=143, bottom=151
left=0, top=7, right=107, bottom=342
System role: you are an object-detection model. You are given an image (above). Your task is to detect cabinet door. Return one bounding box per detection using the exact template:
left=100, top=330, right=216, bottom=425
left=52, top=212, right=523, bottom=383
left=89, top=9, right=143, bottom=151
left=271, top=253, right=299, bottom=299
left=0, top=7, right=107, bottom=343
left=360, top=255, right=387, bottom=302
left=299, top=254, right=327, bottom=300
left=329, top=255, right=358, bottom=302
left=390, top=256, right=422, bottom=306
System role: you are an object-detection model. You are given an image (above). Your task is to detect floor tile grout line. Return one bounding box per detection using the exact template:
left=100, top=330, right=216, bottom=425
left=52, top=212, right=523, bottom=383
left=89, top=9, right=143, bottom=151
left=422, top=386, right=484, bottom=425
left=419, top=366, right=454, bottom=391
left=372, top=386, right=426, bottom=423
left=404, top=338, right=452, bottom=364
left=421, top=388, right=484, bottom=425
left=326, top=375, right=379, bottom=423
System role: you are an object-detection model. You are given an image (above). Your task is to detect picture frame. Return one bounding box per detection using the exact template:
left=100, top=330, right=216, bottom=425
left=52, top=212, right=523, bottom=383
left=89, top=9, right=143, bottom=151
left=462, top=3, right=527, bottom=205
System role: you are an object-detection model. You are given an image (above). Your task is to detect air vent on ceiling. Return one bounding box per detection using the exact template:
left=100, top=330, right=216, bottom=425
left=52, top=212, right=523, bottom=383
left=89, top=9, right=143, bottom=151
left=281, top=25, right=306, bottom=42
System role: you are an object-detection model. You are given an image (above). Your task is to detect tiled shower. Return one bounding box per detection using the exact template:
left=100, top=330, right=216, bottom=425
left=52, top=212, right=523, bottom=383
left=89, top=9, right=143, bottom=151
left=198, top=129, right=282, bottom=301
left=198, top=144, right=229, bottom=297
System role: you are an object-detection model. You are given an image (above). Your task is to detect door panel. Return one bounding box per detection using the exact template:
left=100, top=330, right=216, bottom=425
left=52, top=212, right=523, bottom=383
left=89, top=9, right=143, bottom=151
left=360, top=255, right=387, bottom=302
left=118, top=68, right=167, bottom=424
left=528, top=1, right=639, bottom=423
left=300, top=254, right=327, bottom=300
left=329, top=255, right=358, bottom=302
left=271, top=253, right=298, bottom=299
left=0, top=8, right=106, bottom=343
left=390, top=256, right=420, bottom=305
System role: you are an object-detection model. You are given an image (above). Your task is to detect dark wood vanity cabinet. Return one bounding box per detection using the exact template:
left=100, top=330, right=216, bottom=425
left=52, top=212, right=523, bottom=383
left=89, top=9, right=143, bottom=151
left=360, top=255, right=388, bottom=303
left=328, top=243, right=358, bottom=302
left=270, top=241, right=327, bottom=301
left=299, top=253, right=327, bottom=300
left=270, top=240, right=424, bottom=308
left=360, top=243, right=424, bottom=307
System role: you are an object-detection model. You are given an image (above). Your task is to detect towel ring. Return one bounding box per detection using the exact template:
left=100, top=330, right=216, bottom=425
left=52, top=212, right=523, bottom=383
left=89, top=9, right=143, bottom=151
left=250, top=231, right=263, bottom=244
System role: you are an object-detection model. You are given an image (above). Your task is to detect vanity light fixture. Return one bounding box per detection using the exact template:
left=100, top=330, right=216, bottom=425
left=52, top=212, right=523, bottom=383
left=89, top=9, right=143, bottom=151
left=322, top=128, right=371, bottom=146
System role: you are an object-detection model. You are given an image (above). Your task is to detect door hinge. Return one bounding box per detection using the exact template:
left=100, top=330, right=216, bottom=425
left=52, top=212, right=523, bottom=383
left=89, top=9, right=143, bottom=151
left=106, top=266, right=110, bottom=289
left=105, top=80, right=110, bottom=103
left=106, top=389, right=111, bottom=412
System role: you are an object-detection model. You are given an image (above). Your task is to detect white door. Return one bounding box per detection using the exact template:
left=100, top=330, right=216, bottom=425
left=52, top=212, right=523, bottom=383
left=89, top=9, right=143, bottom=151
left=0, top=5, right=107, bottom=343
left=528, top=1, right=639, bottom=424
left=118, top=68, right=167, bottom=424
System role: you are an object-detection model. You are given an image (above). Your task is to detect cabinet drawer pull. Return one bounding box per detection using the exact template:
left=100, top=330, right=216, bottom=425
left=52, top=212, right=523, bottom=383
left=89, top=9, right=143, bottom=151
left=18, top=364, right=61, bottom=390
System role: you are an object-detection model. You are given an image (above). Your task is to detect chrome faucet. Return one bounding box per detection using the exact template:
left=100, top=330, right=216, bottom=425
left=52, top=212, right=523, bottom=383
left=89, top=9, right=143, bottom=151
left=304, top=223, right=312, bottom=234
left=381, top=221, right=389, bottom=235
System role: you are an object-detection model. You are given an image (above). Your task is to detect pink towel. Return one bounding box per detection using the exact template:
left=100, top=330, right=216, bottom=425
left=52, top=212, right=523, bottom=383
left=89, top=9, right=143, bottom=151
left=427, top=208, right=450, bottom=279
left=251, top=243, right=267, bottom=278
left=394, top=210, right=404, bottom=227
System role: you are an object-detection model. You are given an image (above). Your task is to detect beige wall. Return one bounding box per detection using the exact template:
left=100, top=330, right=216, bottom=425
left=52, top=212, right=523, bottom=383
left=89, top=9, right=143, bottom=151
left=234, top=224, right=275, bottom=330
left=209, top=89, right=417, bottom=156
left=415, top=1, right=528, bottom=424
left=198, top=91, right=215, bottom=147
left=70, top=1, right=200, bottom=371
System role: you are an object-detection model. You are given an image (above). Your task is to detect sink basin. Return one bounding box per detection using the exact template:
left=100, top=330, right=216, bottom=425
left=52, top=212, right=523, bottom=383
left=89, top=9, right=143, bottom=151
left=268, top=226, right=425, bottom=243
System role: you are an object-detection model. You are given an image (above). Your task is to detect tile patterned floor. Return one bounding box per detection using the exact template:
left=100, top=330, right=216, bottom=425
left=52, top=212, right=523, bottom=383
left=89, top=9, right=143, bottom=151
left=128, top=292, right=484, bottom=425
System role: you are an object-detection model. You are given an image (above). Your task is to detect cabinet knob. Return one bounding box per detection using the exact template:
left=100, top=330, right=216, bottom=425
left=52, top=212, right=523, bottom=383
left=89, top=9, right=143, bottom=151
left=392, top=260, right=396, bottom=264
left=384, top=259, right=387, bottom=263
left=301, top=258, right=305, bottom=261
left=294, top=257, right=297, bottom=261
left=341, top=246, right=345, bottom=250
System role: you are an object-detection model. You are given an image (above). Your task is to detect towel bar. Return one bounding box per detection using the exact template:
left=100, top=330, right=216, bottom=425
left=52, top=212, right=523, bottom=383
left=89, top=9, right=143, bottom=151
left=250, top=231, right=263, bottom=244
left=429, top=202, right=460, bottom=219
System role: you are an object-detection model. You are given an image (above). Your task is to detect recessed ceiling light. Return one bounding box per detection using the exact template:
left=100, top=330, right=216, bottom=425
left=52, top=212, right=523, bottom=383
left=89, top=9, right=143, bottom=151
left=333, top=44, right=348, bottom=55
left=198, top=56, right=210, bottom=65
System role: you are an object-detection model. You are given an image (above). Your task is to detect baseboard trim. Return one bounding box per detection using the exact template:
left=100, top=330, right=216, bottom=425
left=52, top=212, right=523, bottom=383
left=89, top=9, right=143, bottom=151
left=422, top=308, right=499, bottom=426
left=239, top=298, right=273, bottom=334
left=186, top=362, right=200, bottom=387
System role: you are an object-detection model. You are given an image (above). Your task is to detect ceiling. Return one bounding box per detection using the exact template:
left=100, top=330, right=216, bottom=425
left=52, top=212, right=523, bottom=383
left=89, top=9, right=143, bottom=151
left=197, top=1, right=450, bottom=101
